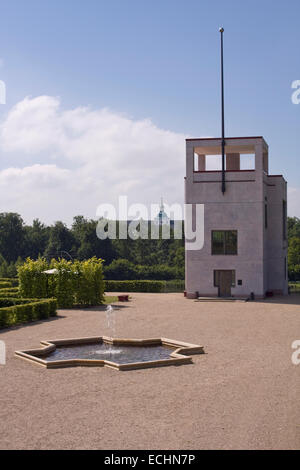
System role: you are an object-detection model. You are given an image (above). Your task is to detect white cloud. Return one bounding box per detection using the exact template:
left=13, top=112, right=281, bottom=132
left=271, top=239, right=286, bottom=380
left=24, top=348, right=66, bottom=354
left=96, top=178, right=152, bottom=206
left=1, top=95, right=298, bottom=225
left=0, top=96, right=186, bottom=224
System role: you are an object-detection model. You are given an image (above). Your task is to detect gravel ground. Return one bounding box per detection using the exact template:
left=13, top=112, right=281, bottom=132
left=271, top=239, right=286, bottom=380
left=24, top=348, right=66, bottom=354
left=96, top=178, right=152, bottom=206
left=0, top=293, right=299, bottom=450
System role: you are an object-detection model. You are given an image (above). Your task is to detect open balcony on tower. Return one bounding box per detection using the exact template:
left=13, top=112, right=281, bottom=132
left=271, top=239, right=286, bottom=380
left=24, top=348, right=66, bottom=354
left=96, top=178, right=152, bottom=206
left=186, top=136, right=269, bottom=181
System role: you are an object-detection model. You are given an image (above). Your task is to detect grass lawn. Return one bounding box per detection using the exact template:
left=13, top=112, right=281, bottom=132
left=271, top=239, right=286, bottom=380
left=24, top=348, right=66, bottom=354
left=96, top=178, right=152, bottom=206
left=103, top=295, right=119, bottom=304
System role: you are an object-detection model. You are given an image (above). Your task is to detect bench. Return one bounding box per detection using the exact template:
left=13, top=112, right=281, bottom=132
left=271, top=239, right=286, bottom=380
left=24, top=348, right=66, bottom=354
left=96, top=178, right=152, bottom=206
left=118, top=295, right=129, bottom=302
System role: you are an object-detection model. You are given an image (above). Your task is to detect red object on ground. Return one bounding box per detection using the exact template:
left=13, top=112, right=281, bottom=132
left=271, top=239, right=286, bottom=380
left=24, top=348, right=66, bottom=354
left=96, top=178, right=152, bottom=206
left=184, top=291, right=187, bottom=297
left=118, top=295, right=129, bottom=302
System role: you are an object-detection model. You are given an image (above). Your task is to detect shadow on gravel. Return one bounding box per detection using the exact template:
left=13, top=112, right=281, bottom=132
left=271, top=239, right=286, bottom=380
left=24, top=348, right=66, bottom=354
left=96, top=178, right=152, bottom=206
left=254, top=294, right=300, bottom=306
left=84, top=304, right=130, bottom=312
left=0, top=314, right=65, bottom=334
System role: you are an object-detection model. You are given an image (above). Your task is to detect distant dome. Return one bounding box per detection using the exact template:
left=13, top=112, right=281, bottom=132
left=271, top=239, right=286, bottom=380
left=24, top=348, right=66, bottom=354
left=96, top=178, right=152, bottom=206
left=154, top=199, right=170, bottom=226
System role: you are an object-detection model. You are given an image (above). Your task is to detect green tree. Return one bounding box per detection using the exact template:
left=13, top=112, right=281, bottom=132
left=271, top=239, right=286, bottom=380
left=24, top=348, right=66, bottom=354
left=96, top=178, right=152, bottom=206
left=24, top=219, right=50, bottom=259
left=72, top=216, right=116, bottom=263
left=0, top=259, right=9, bottom=277
left=44, top=221, right=76, bottom=260
left=288, top=236, right=300, bottom=281
left=288, top=217, right=300, bottom=239
left=104, top=259, right=137, bottom=280
left=0, top=213, right=26, bottom=262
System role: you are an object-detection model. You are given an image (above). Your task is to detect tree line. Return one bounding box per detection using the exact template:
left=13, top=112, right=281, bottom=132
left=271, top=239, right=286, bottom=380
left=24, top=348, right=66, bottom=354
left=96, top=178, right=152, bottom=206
left=288, top=217, right=300, bottom=281
left=0, top=212, right=299, bottom=281
left=0, top=213, right=184, bottom=279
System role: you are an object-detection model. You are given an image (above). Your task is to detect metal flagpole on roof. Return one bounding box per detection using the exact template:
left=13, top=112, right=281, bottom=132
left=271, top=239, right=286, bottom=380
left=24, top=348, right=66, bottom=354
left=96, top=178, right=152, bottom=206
left=219, top=27, right=226, bottom=194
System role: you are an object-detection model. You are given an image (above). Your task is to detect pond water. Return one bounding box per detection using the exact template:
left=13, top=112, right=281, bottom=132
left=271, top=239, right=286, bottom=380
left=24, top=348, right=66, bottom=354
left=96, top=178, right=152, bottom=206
left=43, top=343, right=173, bottom=364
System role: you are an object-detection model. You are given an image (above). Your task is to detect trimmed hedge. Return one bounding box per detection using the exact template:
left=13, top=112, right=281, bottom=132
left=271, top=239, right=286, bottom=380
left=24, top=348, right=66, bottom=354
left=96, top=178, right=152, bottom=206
left=18, top=258, right=48, bottom=299
left=0, top=293, right=20, bottom=299
left=0, top=298, right=57, bottom=328
left=73, top=259, right=105, bottom=306
left=105, top=279, right=185, bottom=293
left=163, top=280, right=185, bottom=293
left=0, top=287, right=20, bottom=299
left=0, top=287, right=19, bottom=293
left=0, top=281, right=12, bottom=289
left=103, top=259, right=182, bottom=281
left=105, top=280, right=165, bottom=292
left=0, top=278, right=19, bottom=287
left=18, top=257, right=105, bottom=308
left=0, top=298, right=42, bottom=307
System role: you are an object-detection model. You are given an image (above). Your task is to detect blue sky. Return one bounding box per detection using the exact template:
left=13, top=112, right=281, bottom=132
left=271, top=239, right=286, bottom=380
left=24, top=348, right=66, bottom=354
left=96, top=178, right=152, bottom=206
left=0, top=0, right=299, bottom=224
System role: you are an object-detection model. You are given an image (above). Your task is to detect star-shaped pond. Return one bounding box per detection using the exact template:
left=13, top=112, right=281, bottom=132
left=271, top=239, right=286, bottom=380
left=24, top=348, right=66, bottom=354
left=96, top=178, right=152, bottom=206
left=15, top=336, right=204, bottom=371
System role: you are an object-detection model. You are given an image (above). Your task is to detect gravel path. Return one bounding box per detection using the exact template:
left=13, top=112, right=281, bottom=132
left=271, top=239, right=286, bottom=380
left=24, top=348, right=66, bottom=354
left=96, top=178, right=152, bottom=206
left=0, top=293, right=299, bottom=450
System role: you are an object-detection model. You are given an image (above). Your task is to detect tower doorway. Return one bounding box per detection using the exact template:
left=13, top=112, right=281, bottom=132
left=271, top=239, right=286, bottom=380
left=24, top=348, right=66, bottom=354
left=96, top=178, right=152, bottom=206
left=214, top=270, right=234, bottom=297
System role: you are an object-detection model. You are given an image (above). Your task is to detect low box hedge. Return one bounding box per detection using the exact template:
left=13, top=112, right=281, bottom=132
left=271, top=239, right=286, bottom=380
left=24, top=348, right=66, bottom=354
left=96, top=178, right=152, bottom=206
left=0, top=287, right=19, bottom=294
left=0, top=281, right=12, bottom=289
left=0, top=293, right=20, bottom=299
left=0, top=278, right=19, bottom=287
left=105, top=280, right=166, bottom=293
left=0, top=298, right=42, bottom=307
left=0, top=288, right=20, bottom=299
left=105, top=280, right=185, bottom=293
left=0, top=298, right=57, bottom=328
left=163, top=280, right=185, bottom=293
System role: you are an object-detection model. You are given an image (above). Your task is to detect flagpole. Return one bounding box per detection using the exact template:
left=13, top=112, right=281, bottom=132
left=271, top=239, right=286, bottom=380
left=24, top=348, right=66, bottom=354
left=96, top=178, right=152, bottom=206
left=220, top=27, right=226, bottom=194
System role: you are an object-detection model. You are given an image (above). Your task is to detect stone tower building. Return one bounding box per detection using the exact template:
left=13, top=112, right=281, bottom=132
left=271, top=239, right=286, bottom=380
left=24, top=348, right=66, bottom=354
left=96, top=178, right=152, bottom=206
left=185, top=136, right=288, bottom=298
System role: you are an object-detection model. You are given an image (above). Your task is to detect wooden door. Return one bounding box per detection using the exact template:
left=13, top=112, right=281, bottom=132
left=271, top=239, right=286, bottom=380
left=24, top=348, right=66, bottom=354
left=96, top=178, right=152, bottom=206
left=219, top=270, right=232, bottom=297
